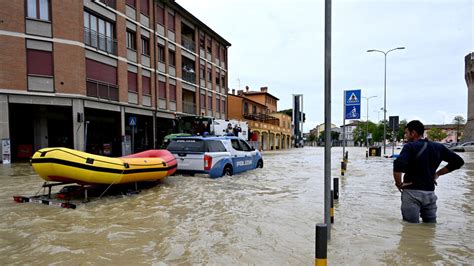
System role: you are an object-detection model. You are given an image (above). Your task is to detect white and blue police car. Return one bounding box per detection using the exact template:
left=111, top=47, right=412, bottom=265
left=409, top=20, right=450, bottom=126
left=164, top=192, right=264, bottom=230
left=166, top=136, right=263, bottom=178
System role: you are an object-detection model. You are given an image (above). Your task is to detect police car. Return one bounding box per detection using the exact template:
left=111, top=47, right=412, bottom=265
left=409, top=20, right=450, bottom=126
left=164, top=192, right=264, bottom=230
left=166, top=136, right=263, bottom=178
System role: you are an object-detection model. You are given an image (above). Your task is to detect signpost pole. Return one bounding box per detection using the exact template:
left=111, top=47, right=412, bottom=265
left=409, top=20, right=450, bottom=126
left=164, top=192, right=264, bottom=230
left=129, top=117, right=137, bottom=154
left=342, top=91, right=346, bottom=158
left=324, top=0, right=332, bottom=241
left=132, top=126, right=135, bottom=153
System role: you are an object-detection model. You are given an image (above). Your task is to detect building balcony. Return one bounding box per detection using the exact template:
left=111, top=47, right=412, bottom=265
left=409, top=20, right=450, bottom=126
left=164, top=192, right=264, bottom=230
left=86, top=79, right=119, bottom=102
left=182, top=70, right=196, bottom=84
left=182, top=101, right=196, bottom=114
left=97, top=0, right=116, bottom=9
left=181, top=35, right=196, bottom=52
left=84, top=27, right=117, bottom=55
left=243, top=112, right=280, bottom=125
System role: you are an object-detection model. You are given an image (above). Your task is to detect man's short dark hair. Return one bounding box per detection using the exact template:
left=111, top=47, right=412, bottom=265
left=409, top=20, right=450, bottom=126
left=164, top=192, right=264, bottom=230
left=406, top=120, right=424, bottom=136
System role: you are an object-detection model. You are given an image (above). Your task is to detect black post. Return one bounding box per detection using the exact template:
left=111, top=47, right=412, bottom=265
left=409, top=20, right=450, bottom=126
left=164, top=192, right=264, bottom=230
left=315, top=224, right=328, bottom=266
left=333, top=178, right=339, bottom=200
left=330, top=190, right=334, bottom=224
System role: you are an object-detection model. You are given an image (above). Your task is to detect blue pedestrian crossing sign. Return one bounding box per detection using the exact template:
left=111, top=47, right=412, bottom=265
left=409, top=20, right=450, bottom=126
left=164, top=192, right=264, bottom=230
left=344, top=89, right=361, bottom=120
left=129, top=116, right=137, bottom=127
left=345, top=90, right=361, bottom=105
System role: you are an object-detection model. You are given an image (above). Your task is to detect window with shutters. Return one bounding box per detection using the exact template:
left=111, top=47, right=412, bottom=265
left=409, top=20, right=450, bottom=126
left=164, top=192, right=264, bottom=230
left=169, top=84, right=176, bottom=101
left=140, top=0, right=149, bottom=16
left=27, top=49, right=53, bottom=76
left=142, top=76, right=151, bottom=95
left=156, top=4, right=164, bottom=25
left=128, top=72, right=137, bottom=92
left=158, top=81, right=166, bottom=99
left=208, top=95, right=212, bottom=111
left=167, top=12, right=175, bottom=31
left=126, top=0, right=135, bottom=8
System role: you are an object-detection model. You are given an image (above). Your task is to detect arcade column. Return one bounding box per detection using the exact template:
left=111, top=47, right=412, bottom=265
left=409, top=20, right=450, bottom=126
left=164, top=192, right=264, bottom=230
left=72, top=99, right=85, bottom=151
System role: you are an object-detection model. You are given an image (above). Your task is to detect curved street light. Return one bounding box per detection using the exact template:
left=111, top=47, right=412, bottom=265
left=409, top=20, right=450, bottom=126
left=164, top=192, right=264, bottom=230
left=363, top=96, right=377, bottom=148
left=367, top=47, right=405, bottom=155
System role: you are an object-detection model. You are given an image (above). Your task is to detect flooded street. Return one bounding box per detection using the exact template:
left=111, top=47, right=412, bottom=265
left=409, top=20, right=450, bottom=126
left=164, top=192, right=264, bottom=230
left=0, top=147, right=472, bottom=264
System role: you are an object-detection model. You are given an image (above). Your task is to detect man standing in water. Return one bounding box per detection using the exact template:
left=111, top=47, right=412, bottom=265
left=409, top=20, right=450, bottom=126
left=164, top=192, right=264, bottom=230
left=393, top=120, right=464, bottom=223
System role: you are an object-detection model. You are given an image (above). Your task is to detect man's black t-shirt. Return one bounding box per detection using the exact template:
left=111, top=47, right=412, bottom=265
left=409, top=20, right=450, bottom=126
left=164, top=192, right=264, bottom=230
left=393, top=139, right=464, bottom=191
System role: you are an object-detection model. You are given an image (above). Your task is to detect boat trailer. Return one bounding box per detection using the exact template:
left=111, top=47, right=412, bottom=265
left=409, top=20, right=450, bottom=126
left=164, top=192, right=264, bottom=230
left=13, top=181, right=145, bottom=209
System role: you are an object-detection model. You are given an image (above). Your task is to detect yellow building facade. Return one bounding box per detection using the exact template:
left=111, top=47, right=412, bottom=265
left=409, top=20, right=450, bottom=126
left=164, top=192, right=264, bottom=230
left=228, top=86, right=292, bottom=151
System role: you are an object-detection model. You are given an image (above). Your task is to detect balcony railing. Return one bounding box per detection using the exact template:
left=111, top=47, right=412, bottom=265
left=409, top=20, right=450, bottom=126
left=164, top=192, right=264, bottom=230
left=181, top=35, right=196, bottom=52
left=86, top=79, right=119, bottom=101
left=244, top=112, right=280, bottom=125
left=182, top=101, right=196, bottom=114
left=97, top=0, right=116, bottom=9
left=182, top=70, right=196, bottom=84
left=84, top=27, right=117, bottom=55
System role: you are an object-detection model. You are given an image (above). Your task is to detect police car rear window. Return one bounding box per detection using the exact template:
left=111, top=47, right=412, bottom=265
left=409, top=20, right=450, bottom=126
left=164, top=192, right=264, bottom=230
left=167, top=139, right=205, bottom=152
left=207, top=140, right=227, bottom=152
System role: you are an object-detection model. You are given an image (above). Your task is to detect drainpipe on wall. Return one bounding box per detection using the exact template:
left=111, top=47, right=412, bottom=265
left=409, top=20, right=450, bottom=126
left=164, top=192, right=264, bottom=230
left=152, top=1, right=157, bottom=149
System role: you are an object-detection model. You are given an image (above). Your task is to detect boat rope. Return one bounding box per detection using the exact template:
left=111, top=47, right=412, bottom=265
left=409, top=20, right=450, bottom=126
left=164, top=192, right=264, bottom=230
left=39, top=148, right=125, bottom=167
left=34, top=182, right=47, bottom=197
left=38, top=148, right=173, bottom=168
left=96, top=169, right=126, bottom=200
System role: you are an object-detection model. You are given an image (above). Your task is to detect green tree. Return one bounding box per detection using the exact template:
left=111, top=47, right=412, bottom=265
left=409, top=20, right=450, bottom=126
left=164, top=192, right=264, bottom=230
left=397, top=119, right=407, bottom=141
left=453, top=115, right=465, bottom=142
left=318, top=130, right=340, bottom=144
left=353, top=121, right=378, bottom=146
left=427, top=127, right=448, bottom=141
left=373, top=121, right=386, bottom=143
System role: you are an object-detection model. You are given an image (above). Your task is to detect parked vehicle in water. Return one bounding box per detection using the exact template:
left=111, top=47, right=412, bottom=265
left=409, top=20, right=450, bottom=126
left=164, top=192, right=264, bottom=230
left=166, top=136, right=263, bottom=178
left=450, top=141, right=474, bottom=152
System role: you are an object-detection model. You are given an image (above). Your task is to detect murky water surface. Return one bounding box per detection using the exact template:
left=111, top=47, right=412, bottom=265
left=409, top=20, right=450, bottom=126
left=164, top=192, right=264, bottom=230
left=0, top=147, right=472, bottom=264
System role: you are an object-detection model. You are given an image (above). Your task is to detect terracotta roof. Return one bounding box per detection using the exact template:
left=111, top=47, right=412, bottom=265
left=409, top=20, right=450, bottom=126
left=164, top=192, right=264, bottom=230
left=228, top=94, right=266, bottom=107
left=243, top=91, right=280, bottom=101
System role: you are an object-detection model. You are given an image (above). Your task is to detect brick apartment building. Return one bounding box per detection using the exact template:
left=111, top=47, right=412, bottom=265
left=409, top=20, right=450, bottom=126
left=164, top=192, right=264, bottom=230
left=0, top=0, right=230, bottom=161
left=228, top=86, right=292, bottom=151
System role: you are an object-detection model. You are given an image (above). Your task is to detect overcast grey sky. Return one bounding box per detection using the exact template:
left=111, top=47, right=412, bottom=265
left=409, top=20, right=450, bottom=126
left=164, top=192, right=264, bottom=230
left=178, top=0, right=473, bottom=132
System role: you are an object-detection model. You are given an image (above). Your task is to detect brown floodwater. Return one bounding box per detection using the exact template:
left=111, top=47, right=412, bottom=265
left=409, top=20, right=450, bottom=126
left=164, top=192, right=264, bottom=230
left=0, top=147, right=472, bottom=264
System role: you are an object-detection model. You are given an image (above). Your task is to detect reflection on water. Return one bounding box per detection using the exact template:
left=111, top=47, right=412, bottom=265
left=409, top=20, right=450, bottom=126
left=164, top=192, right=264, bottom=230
left=383, top=224, right=443, bottom=264
left=0, top=148, right=472, bottom=264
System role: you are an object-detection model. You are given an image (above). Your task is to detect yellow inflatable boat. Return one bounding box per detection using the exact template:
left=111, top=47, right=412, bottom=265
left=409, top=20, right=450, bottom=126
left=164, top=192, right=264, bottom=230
left=31, top=147, right=177, bottom=185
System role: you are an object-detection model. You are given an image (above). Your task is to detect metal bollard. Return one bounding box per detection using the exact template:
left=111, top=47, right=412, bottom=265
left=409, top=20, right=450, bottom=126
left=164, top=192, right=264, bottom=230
left=315, top=224, right=328, bottom=266
left=340, top=161, right=346, bottom=176
left=330, top=190, right=334, bottom=224
left=333, top=178, right=339, bottom=200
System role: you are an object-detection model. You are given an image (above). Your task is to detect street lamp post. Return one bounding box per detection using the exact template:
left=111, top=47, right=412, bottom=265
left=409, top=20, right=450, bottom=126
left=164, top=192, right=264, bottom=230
left=374, top=107, right=383, bottom=122
left=367, top=47, right=405, bottom=155
left=363, top=96, right=377, bottom=148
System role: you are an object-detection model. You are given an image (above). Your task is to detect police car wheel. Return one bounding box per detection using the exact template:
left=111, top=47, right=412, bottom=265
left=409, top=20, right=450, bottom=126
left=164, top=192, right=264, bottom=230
left=257, top=160, right=263, bottom=168
left=223, top=165, right=233, bottom=176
